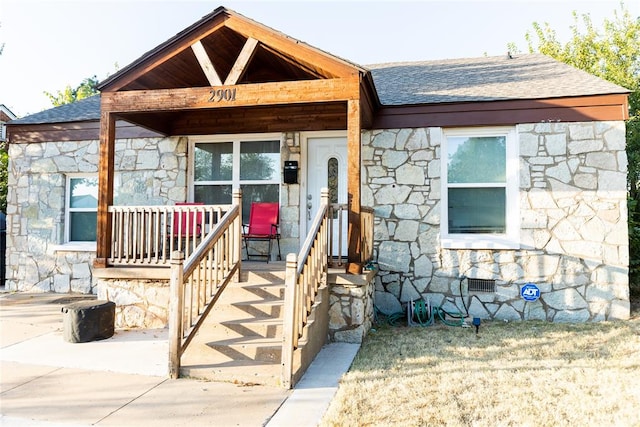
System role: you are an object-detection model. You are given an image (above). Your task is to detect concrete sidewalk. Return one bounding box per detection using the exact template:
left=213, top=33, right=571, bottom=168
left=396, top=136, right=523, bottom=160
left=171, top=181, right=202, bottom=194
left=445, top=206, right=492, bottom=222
left=0, top=292, right=359, bottom=427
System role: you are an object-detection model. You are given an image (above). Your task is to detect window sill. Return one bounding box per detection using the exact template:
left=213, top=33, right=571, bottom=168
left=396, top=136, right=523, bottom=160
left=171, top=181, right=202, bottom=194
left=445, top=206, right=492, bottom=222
left=441, top=236, right=520, bottom=250
left=53, top=242, right=97, bottom=252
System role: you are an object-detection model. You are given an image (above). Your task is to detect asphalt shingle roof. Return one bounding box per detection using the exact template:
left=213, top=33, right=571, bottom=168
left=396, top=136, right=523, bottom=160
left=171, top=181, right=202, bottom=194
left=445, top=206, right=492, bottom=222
left=367, top=53, right=629, bottom=106
left=8, top=54, right=629, bottom=125
left=8, top=95, right=100, bottom=125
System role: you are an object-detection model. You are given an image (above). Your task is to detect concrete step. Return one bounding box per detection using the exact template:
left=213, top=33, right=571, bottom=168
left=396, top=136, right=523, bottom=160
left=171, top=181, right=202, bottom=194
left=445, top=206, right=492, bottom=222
left=200, top=317, right=284, bottom=340
left=221, top=283, right=285, bottom=300
left=239, top=269, right=286, bottom=284
left=207, top=299, right=283, bottom=320
left=181, top=359, right=283, bottom=387
left=207, top=336, right=282, bottom=363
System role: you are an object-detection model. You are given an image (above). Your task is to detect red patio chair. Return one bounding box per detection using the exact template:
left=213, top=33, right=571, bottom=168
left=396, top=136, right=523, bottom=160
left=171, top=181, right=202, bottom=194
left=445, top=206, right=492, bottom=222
left=168, top=202, right=204, bottom=257
left=243, top=202, right=282, bottom=262
left=173, top=202, right=204, bottom=237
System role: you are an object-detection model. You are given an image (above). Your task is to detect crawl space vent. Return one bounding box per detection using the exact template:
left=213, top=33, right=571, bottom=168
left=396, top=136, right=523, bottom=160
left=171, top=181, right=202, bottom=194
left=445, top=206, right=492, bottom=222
left=468, top=278, right=496, bottom=293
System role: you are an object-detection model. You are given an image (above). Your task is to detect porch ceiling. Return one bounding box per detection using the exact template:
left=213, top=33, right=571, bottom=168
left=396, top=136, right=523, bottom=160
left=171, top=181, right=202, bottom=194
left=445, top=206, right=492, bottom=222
left=117, top=26, right=327, bottom=92
left=98, top=7, right=363, bottom=93
left=117, top=102, right=349, bottom=135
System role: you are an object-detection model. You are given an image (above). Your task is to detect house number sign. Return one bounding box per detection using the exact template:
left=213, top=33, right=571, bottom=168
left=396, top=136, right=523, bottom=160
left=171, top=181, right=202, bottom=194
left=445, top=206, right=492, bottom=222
left=208, top=88, right=237, bottom=102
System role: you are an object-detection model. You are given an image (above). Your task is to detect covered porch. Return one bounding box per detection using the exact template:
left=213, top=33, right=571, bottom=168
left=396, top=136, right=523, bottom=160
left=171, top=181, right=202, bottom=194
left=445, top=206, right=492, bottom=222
left=90, top=7, right=379, bottom=387
left=93, top=7, right=378, bottom=274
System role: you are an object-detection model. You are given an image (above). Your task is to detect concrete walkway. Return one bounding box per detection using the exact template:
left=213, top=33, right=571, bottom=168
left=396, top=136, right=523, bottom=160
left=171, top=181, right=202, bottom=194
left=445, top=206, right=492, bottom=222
left=0, top=292, right=359, bottom=427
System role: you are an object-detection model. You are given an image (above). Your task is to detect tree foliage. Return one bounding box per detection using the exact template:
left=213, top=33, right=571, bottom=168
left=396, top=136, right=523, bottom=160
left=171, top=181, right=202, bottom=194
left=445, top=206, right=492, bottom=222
left=525, top=3, right=640, bottom=284
left=44, top=75, right=100, bottom=107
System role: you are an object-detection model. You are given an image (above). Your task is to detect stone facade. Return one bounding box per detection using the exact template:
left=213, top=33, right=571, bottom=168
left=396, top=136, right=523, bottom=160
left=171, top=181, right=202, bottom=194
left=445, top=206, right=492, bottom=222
left=6, top=134, right=303, bottom=292
left=328, top=271, right=375, bottom=343
left=364, top=122, right=629, bottom=322
left=6, top=122, right=629, bottom=324
left=97, top=278, right=170, bottom=328
left=6, top=136, right=187, bottom=293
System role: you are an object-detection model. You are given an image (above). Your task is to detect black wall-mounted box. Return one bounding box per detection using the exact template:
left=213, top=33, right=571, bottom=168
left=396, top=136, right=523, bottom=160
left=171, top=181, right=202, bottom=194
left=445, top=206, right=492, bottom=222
left=284, top=161, right=298, bottom=184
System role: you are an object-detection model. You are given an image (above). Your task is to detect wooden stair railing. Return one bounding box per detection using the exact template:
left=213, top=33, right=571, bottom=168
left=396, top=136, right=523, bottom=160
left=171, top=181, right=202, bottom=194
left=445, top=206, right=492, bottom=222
left=169, top=190, right=242, bottom=379
left=281, top=188, right=329, bottom=389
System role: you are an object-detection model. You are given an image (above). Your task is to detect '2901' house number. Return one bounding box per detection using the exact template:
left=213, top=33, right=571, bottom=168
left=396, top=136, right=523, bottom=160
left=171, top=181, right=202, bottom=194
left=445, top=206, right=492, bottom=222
left=208, top=88, right=237, bottom=102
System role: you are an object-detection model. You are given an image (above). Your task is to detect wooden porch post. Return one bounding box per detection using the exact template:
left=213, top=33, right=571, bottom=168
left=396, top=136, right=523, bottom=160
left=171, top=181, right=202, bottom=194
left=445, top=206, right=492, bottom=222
left=94, top=111, right=116, bottom=268
left=346, top=99, right=362, bottom=274
left=232, top=189, right=242, bottom=283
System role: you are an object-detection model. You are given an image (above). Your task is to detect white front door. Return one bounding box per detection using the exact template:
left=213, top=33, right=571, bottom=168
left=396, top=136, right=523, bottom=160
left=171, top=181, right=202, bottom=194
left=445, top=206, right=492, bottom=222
left=305, top=135, right=348, bottom=257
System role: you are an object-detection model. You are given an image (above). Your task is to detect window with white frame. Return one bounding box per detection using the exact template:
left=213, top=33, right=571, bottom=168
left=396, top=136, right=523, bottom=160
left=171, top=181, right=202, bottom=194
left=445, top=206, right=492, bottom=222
left=192, top=136, right=281, bottom=222
left=441, top=127, right=519, bottom=249
left=66, top=175, right=98, bottom=242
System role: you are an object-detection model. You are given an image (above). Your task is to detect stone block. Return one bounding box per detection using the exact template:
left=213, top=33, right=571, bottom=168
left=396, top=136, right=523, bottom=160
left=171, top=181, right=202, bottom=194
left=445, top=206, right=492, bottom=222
left=375, top=185, right=411, bottom=205
left=569, top=124, right=594, bottom=140
left=524, top=301, right=547, bottom=320
left=374, top=291, right=402, bottom=315
left=381, top=150, right=408, bottom=169
left=394, top=220, right=419, bottom=241
left=494, top=304, right=521, bottom=321
left=553, top=309, right=590, bottom=322
left=519, top=133, right=539, bottom=156
left=468, top=297, right=491, bottom=319
left=372, top=132, right=396, bottom=149
left=400, top=280, right=420, bottom=303
left=545, top=133, right=567, bottom=155
left=608, top=299, right=630, bottom=320
left=377, top=241, right=411, bottom=272
left=53, top=274, right=70, bottom=293
left=334, top=327, right=366, bottom=343
left=542, top=288, right=588, bottom=310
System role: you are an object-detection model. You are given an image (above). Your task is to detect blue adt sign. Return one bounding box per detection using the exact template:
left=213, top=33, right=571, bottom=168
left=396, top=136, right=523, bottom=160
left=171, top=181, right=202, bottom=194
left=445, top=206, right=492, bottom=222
left=521, top=283, right=540, bottom=301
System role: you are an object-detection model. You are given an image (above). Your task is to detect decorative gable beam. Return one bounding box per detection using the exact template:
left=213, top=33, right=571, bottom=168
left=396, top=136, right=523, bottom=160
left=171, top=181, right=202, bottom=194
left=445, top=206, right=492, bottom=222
left=224, top=37, right=259, bottom=85
left=191, top=40, right=223, bottom=86
left=101, top=77, right=361, bottom=113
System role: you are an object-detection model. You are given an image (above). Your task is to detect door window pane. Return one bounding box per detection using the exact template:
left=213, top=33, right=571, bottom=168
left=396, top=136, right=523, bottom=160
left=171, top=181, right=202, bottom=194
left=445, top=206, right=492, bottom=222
left=448, top=188, right=506, bottom=234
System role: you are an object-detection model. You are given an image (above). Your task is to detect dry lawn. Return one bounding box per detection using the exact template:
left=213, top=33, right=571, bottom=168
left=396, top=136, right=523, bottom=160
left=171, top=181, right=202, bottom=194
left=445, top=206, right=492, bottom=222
left=321, top=316, right=640, bottom=427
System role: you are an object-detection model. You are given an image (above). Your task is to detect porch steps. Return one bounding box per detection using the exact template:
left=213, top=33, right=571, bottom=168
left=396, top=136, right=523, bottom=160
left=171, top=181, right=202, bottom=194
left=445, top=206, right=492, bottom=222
left=179, top=262, right=290, bottom=386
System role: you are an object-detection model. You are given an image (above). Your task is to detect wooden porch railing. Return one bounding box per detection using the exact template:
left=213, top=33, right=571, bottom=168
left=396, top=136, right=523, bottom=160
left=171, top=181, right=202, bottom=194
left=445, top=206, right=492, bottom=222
left=360, top=206, right=374, bottom=264
left=107, top=204, right=233, bottom=266
left=281, top=189, right=330, bottom=389
left=168, top=190, right=242, bottom=379
left=328, top=203, right=374, bottom=267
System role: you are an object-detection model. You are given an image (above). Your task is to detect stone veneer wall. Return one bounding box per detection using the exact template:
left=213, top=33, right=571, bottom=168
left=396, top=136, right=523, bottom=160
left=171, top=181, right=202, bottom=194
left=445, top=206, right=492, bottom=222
left=97, top=279, right=169, bottom=328
left=278, top=132, right=301, bottom=258
left=363, top=122, right=629, bottom=322
left=328, top=272, right=375, bottom=343
left=7, top=133, right=302, bottom=293
left=6, top=136, right=187, bottom=293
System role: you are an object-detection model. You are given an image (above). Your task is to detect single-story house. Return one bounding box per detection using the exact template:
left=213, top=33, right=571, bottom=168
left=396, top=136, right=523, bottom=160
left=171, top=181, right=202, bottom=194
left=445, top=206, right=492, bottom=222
left=6, top=6, right=630, bottom=325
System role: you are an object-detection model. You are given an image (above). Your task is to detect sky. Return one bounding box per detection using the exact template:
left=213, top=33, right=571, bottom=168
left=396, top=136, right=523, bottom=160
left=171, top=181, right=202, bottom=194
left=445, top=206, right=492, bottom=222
left=1, top=0, right=637, bottom=117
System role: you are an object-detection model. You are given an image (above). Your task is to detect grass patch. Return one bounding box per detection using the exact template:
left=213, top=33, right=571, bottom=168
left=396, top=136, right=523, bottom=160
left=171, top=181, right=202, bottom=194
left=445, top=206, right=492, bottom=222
left=321, top=318, right=640, bottom=427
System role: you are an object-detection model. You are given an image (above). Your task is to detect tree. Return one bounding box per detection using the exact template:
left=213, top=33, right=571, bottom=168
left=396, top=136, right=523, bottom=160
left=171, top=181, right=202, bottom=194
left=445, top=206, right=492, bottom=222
left=44, top=75, right=100, bottom=107
left=525, top=3, right=640, bottom=285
